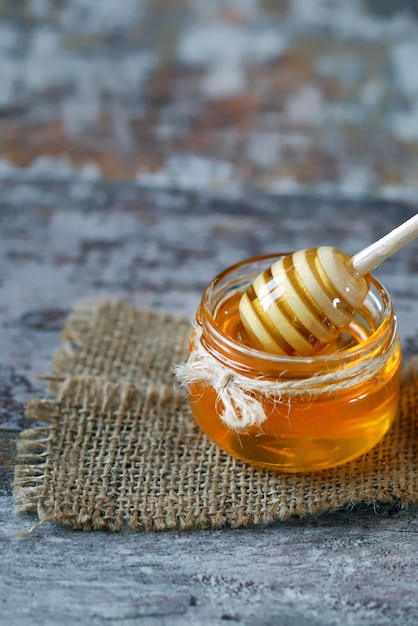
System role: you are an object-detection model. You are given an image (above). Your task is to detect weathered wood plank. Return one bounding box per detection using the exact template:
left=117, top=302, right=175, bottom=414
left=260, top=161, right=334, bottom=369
left=2, top=494, right=418, bottom=625
left=2, top=2, right=418, bottom=622
left=1, top=181, right=418, bottom=624
left=1, top=0, right=418, bottom=196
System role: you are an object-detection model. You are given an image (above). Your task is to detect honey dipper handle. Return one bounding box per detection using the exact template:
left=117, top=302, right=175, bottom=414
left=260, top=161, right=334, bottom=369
left=350, top=212, right=418, bottom=276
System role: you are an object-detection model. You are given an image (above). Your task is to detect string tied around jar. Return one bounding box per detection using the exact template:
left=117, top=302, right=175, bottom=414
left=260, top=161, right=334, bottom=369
left=174, top=324, right=397, bottom=431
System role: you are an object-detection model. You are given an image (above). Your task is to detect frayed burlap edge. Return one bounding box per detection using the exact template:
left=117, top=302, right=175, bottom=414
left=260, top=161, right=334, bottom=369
left=14, top=376, right=191, bottom=533
left=46, top=298, right=134, bottom=394
left=12, top=300, right=418, bottom=533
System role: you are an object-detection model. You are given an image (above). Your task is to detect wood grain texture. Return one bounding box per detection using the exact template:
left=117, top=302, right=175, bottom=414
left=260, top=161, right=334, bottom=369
left=1, top=0, right=418, bottom=197
left=2, top=494, right=418, bottom=625
left=1, top=180, right=418, bottom=624
left=2, top=2, right=418, bottom=622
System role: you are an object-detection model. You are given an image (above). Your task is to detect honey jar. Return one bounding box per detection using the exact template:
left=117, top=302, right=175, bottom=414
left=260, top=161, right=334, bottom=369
left=179, top=254, right=402, bottom=473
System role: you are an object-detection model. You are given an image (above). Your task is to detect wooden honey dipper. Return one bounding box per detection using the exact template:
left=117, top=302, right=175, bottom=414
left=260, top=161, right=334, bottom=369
left=239, top=213, right=418, bottom=356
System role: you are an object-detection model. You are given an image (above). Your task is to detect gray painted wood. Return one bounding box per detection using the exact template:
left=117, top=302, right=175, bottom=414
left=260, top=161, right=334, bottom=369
left=2, top=493, right=418, bottom=625
left=3, top=2, right=418, bottom=622
left=2, top=0, right=418, bottom=198
left=2, top=181, right=418, bottom=624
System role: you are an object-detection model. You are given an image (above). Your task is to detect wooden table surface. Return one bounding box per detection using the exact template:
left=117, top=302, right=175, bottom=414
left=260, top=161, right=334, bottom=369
left=2, top=2, right=418, bottom=625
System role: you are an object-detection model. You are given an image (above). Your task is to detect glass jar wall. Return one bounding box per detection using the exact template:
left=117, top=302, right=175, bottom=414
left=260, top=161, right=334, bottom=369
left=187, top=255, right=401, bottom=473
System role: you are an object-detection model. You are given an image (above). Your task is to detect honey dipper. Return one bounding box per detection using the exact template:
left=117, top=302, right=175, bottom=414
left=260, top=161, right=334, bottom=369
left=239, top=213, right=418, bottom=356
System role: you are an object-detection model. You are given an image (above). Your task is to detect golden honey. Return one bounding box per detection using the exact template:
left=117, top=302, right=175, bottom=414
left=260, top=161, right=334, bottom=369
left=187, top=255, right=401, bottom=473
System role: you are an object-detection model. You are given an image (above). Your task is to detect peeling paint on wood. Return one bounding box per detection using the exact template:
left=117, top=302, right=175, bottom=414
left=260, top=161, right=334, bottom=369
left=2, top=182, right=418, bottom=626
left=2, top=3, right=418, bottom=623
left=1, top=1, right=418, bottom=196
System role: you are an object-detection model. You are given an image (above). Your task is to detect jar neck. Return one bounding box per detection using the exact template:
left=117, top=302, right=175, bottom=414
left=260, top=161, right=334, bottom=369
left=197, top=256, right=398, bottom=380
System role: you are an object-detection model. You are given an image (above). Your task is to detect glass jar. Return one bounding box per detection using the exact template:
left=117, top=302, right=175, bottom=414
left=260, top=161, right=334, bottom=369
left=186, top=254, right=402, bottom=473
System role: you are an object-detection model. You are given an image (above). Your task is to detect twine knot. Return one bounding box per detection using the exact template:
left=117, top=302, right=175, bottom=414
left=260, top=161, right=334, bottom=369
left=213, top=371, right=268, bottom=430
left=174, top=323, right=394, bottom=431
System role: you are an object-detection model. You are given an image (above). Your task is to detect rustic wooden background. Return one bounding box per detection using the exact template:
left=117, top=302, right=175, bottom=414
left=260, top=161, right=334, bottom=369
left=2, top=1, right=418, bottom=625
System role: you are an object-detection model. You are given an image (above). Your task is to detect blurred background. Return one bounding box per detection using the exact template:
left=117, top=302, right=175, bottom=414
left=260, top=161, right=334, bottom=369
left=3, top=10, right=418, bottom=623
left=2, top=0, right=418, bottom=200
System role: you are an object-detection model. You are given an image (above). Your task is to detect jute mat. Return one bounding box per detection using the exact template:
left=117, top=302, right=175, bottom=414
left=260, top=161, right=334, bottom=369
left=13, top=300, right=418, bottom=532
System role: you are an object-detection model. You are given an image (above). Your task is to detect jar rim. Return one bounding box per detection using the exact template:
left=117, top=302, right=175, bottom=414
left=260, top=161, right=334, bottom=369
left=199, top=253, right=396, bottom=368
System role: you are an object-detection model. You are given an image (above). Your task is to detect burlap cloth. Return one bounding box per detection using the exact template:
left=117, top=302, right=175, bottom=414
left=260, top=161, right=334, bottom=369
left=13, top=300, right=418, bottom=532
